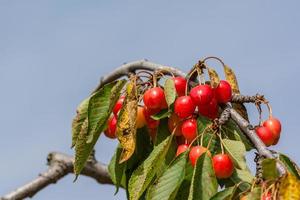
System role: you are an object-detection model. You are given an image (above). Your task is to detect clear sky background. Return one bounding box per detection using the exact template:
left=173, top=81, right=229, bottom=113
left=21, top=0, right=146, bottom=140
left=1, top=1, right=299, bottom=199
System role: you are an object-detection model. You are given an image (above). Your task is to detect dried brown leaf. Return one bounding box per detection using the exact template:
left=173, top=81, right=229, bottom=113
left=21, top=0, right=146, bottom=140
left=207, top=67, right=220, bottom=88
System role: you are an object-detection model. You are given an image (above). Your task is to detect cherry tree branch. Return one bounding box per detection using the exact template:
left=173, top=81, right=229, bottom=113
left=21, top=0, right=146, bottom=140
left=1, top=152, right=112, bottom=200
left=2, top=60, right=286, bottom=199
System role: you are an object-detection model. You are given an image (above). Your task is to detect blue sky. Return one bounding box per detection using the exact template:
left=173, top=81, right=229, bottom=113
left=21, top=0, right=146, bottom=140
left=0, top=1, right=299, bottom=199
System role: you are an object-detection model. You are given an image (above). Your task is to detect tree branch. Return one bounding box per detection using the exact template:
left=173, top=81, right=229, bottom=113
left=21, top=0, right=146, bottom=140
left=2, top=60, right=287, bottom=199
left=93, top=59, right=186, bottom=92
left=1, top=152, right=112, bottom=200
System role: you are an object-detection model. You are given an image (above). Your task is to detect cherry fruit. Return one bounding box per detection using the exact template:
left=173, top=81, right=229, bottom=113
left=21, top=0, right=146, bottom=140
left=190, top=85, right=214, bottom=106
left=262, top=193, right=272, bottom=200
left=104, top=115, right=117, bottom=139
left=189, top=146, right=211, bottom=167
left=215, top=80, right=232, bottom=103
left=212, top=154, right=234, bottom=179
left=143, top=87, right=165, bottom=109
left=168, top=113, right=183, bottom=136
left=136, top=106, right=146, bottom=128
left=255, top=126, right=274, bottom=147
left=181, top=119, right=197, bottom=142
left=263, top=117, right=281, bottom=145
left=113, top=96, right=125, bottom=115
left=176, top=144, right=189, bottom=157
left=174, top=96, right=196, bottom=118
left=173, top=77, right=187, bottom=96
left=143, top=107, right=160, bottom=128
left=198, top=98, right=218, bottom=119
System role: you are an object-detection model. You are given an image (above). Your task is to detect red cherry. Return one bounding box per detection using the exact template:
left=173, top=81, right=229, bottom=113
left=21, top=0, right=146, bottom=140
left=215, top=80, right=232, bottom=103
left=255, top=126, right=275, bottom=147
left=168, top=113, right=183, bottom=136
left=161, top=97, right=168, bottom=109
left=143, top=107, right=160, bottom=128
left=263, top=117, right=281, bottom=145
left=198, top=98, right=218, bottom=119
left=104, top=115, right=117, bottom=139
left=181, top=119, right=197, bottom=142
left=262, top=193, right=272, bottom=200
left=136, top=106, right=146, bottom=129
left=212, top=154, right=234, bottom=179
left=190, top=85, right=214, bottom=106
left=173, top=77, right=187, bottom=96
left=174, top=96, right=196, bottom=118
left=189, top=146, right=211, bottom=167
left=113, top=96, right=125, bottom=115
left=176, top=144, right=189, bottom=157
left=143, top=87, right=165, bottom=109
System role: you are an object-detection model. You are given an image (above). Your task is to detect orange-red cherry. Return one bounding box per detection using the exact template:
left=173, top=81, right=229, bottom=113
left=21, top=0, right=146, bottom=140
left=168, top=113, right=183, bottom=136
left=181, top=119, right=197, bottom=142
left=176, top=144, right=189, bottom=157
left=104, top=115, right=117, bottom=139
left=255, top=126, right=274, bottom=147
left=263, top=117, right=281, bottom=145
left=189, top=146, right=211, bottom=167
left=136, top=106, right=146, bottom=128
left=173, top=77, right=187, bottom=96
left=143, top=106, right=160, bottom=128
left=113, top=96, right=125, bottom=115
left=174, top=96, right=196, bottom=118
left=212, top=154, right=234, bottom=179
left=190, top=85, right=214, bottom=106
left=215, top=80, right=232, bottom=103
left=143, top=87, right=165, bottom=109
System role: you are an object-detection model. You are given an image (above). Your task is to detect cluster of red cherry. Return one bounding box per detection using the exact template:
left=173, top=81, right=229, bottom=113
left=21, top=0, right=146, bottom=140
left=104, top=75, right=282, bottom=180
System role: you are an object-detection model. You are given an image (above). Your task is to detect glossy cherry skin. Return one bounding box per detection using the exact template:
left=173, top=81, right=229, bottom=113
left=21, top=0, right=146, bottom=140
left=190, top=85, right=214, bottom=106
left=173, top=77, right=187, bottom=96
left=263, top=117, right=281, bottom=145
left=262, top=193, right=272, bottom=200
left=181, top=119, right=197, bottom=142
left=168, top=113, right=183, bottom=136
left=143, top=87, right=166, bottom=109
left=136, top=106, right=146, bottom=128
left=215, top=80, right=232, bottom=104
left=113, top=96, right=125, bottom=115
left=143, top=107, right=160, bottom=128
left=176, top=144, right=189, bottom=157
left=189, top=146, right=211, bottom=167
left=255, top=126, right=275, bottom=147
left=212, top=154, right=234, bottom=179
left=174, top=96, right=196, bottom=118
left=198, top=98, right=218, bottom=119
left=104, top=115, right=117, bottom=139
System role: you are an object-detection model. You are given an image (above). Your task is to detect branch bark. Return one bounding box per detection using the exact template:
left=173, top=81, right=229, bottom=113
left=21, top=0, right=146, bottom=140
left=1, top=152, right=112, bottom=200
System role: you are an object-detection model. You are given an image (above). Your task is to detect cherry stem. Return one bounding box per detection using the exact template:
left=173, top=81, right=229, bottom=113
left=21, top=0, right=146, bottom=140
left=266, top=103, right=273, bottom=118
left=185, top=67, right=198, bottom=96
left=188, top=126, right=210, bottom=149
left=217, top=132, right=225, bottom=154
left=202, top=56, right=226, bottom=68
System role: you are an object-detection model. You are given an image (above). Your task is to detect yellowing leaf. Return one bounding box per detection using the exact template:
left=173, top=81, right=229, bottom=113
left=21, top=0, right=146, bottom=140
left=207, top=67, right=220, bottom=88
left=278, top=173, right=300, bottom=200
left=117, top=77, right=138, bottom=163
left=224, top=65, right=249, bottom=120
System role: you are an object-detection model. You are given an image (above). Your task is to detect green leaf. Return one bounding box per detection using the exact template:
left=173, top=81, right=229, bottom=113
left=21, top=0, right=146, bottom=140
left=262, top=158, right=279, bottom=180
left=151, top=109, right=172, bottom=120
left=279, top=154, right=300, bottom=179
left=222, top=119, right=253, bottom=151
left=128, top=135, right=173, bottom=200
left=108, top=146, right=126, bottom=193
left=219, top=168, right=253, bottom=192
left=222, top=139, right=247, bottom=170
left=146, top=151, right=188, bottom=200
left=210, top=186, right=236, bottom=200
left=74, top=80, right=126, bottom=176
left=243, top=187, right=261, bottom=200
left=155, top=118, right=171, bottom=146
left=164, top=79, right=176, bottom=107
left=71, top=97, right=90, bottom=148
left=197, top=115, right=212, bottom=135
left=188, top=153, right=218, bottom=200
left=174, top=180, right=190, bottom=200
left=87, top=80, right=126, bottom=143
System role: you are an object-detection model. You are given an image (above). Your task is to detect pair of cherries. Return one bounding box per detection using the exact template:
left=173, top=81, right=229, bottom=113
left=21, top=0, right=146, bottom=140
left=255, top=117, right=282, bottom=146
left=176, top=145, right=234, bottom=179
